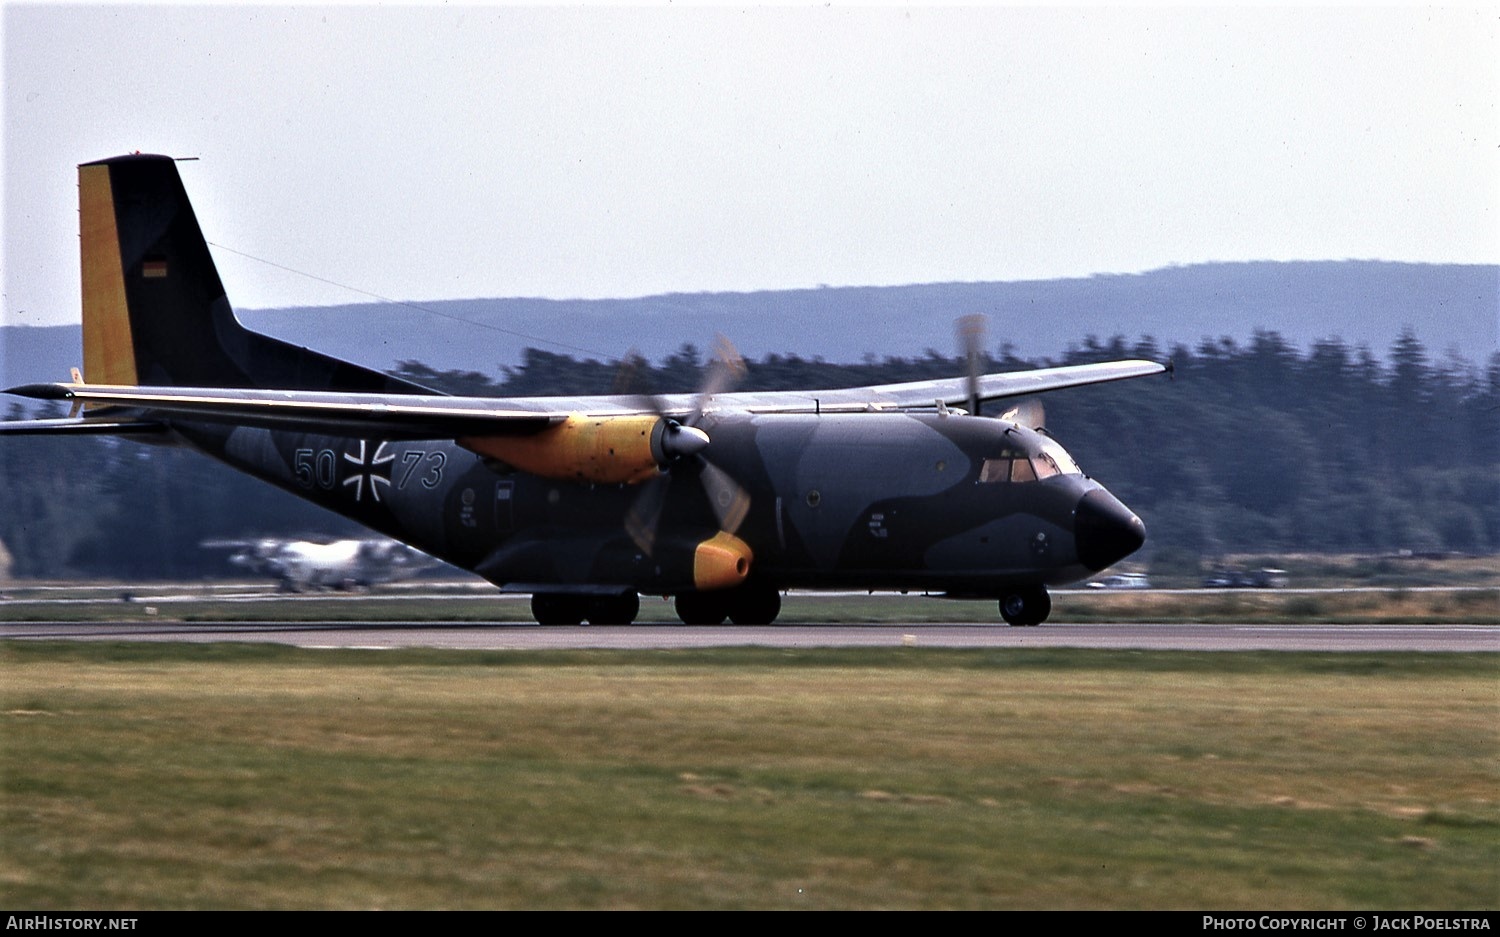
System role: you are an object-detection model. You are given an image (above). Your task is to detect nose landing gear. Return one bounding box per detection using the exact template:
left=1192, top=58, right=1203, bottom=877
left=999, top=585, right=1051, bottom=627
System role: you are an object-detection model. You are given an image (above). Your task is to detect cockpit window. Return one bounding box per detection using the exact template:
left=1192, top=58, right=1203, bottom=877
left=1039, top=440, right=1081, bottom=476
left=978, top=443, right=1082, bottom=484
left=980, top=450, right=1038, bottom=483
left=1033, top=452, right=1060, bottom=480
left=979, top=457, right=1013, bottom=483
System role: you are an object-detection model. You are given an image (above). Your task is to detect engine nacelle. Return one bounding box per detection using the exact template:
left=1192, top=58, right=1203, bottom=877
left=460, top=415, right=707, bottom=485
left=692, top=531, right=754, bottom=591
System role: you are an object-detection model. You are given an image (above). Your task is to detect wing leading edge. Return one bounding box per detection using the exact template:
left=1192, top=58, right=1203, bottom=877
left=730, top=358, right=1169, bottom=413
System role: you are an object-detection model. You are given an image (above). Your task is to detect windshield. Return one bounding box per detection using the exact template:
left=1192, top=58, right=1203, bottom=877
left=1037, top=438, right=1081, bottom=476
left=978, top=439, right=1082, bottom=483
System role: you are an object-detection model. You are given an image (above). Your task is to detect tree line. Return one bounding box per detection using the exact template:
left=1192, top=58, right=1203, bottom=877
left=1, top=329, right=1495, bottom=580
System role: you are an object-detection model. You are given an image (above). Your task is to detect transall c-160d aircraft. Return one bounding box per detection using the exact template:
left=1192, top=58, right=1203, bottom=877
left=2, top=154, right=1167, bottom=626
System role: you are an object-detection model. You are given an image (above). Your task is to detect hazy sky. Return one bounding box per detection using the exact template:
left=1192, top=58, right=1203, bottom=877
left=3, top=3, right=1496, bottom=329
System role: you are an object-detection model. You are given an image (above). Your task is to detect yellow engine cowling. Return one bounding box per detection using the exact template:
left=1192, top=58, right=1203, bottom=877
left=460, top=415, right=689, bottom=485
left=693, top=531, right=753, bottom=591
left=456, top=413, right=714, bottom=485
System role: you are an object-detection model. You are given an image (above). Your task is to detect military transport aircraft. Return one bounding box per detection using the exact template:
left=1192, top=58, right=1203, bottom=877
left=202, top=536, right=439, bottom=592
left=1, top=154, right=1165, bottom=625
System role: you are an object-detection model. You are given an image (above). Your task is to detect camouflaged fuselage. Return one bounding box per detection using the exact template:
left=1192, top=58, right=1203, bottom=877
left=173, top=407, right=1131, bottom=597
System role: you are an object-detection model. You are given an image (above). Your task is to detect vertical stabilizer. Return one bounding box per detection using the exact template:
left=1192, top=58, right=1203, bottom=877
left=75, top=154, right=431, bottom=395
left=79, top=162, right=139, bottom=385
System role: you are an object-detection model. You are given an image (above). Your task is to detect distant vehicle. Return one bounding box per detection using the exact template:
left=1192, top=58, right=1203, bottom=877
left=203, top=537, right=438, bottom=592
left=1201, top=568, right=1241, bottom=588
left=1252, top=568, right=1289, bottom=588
left=1202, top=566, right=1288, bottom=589
left=1087, top=572, right=1151, bottom=590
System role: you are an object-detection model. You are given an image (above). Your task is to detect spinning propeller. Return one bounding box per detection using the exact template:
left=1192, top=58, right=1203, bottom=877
left=620, top=337, right=751, bottom=554
left=959, top=314, right=1044, bottom=429
left=958, top=313, right=985, bottom=416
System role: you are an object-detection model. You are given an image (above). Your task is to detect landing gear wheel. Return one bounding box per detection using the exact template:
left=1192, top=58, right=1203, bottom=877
left=675, top=590, right=729, bottom=625
left=999, top=585, right=1051, bottom=627
left=531, top=593, right=587, bottom=625
left=586, top=592, right=640, bottom=625
left=727, top=583, right=782, bottom=625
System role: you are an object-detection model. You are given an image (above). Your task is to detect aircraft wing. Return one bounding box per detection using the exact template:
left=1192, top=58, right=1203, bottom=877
left=722, top=359, right=1170, bottom=413
left=4, top=359, right=1166, bottom=435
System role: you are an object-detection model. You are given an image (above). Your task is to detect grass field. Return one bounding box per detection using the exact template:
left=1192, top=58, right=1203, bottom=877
left=2, top=643, right=1495, bottom=909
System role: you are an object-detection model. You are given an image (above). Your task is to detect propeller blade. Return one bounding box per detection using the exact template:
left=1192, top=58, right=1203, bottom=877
left=612, top=347, right=679, bottom=425
left=957, top=314, right=986, bottom=415
left=998, top=398, right=1046, bottom=430
left=693, top=334, right=747, bottom=419
left=611, top=348, right=652, bottom=396
left=699, top=458, right=750, bottom=534
left=625, top=474, right=670, bottom=554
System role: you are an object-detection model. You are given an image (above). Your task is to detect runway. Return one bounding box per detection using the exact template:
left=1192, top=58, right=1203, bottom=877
left=2, top=620, right=1494, bottom=651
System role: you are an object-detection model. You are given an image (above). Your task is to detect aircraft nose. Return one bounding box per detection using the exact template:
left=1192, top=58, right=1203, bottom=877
left=1075, top=489, right=1146, bottom=571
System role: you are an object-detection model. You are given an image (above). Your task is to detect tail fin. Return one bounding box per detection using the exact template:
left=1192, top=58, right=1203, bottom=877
left=78, top=154, right=430, bottom=394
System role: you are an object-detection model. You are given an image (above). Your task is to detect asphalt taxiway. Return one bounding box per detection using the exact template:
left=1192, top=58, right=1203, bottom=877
left=2, top=620, right=1494, bottom=652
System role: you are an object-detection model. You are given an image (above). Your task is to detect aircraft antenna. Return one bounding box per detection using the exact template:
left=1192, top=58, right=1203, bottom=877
left=205, top=241, right=621, bottom=361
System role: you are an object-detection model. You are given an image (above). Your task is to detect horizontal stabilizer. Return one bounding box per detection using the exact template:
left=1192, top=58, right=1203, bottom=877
left=0, top=415, right=167, bottom=436
left=5, top=382, right=565, bottom=439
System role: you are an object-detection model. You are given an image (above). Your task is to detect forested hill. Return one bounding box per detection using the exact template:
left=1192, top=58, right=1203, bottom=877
left=243, top=260, right=1500, bottom=373
left=3, top=261, right=1495, bottom=387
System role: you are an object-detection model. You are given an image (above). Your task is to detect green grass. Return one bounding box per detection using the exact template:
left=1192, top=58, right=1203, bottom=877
left=2, top=644, right=1496, bottom=909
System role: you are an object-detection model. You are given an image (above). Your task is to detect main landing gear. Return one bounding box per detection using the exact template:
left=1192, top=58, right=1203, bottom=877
left=674, top=582, right=782, bottom=625
left=998, top=585, right=1051, bottom=627
left=529, top=584, right=784, bottom=626
left=531, top=591, right=640, bottom=626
